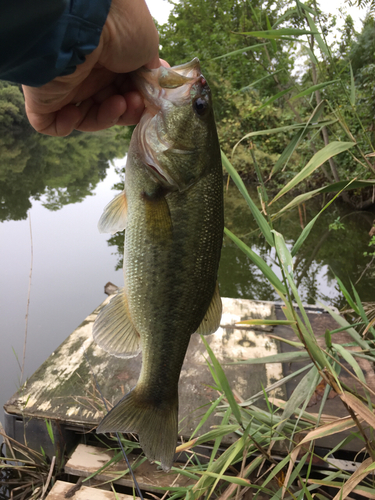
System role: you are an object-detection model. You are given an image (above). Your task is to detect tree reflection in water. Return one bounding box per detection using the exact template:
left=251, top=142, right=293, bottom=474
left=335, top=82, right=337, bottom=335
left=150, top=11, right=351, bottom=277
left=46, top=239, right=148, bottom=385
left=0, top=128, right=129, bottom=221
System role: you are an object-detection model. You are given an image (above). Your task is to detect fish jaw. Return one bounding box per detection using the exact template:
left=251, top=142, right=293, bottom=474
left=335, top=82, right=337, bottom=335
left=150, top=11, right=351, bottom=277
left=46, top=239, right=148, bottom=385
left=132, top=58, right=217, bottom=191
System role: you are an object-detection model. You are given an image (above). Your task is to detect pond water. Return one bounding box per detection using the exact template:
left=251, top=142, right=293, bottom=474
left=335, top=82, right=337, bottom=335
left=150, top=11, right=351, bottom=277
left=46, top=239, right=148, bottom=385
left=1, top=130, right=375, bottom=432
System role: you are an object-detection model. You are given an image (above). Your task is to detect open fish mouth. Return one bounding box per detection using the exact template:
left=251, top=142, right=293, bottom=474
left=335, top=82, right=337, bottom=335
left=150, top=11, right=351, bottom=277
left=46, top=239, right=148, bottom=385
left=133, top=59, right=205, bottom=189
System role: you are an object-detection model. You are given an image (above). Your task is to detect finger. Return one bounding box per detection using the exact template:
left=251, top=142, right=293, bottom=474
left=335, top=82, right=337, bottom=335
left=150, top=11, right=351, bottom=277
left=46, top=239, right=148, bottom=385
left=75, top=95, right=127, bottom=132
left=116, top=91, right=145, bottom=126
left=25, top=102, right=81, bottom=136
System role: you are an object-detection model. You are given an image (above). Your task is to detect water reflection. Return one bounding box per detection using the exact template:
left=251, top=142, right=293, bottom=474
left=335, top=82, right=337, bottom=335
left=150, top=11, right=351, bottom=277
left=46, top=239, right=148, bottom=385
left=106, top=180, right=375, bottom=308
left=0, top=129, right=128, bottom=221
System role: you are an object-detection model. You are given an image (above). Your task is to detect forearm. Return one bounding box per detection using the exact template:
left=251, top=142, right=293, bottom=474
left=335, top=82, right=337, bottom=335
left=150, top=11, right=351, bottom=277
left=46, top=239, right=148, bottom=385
left=0, top=0, right=111, bottom=86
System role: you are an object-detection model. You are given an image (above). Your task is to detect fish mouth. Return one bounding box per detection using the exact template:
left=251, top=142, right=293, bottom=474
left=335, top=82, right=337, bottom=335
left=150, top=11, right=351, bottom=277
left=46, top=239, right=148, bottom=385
left=133, top=59, right=204, bottom=189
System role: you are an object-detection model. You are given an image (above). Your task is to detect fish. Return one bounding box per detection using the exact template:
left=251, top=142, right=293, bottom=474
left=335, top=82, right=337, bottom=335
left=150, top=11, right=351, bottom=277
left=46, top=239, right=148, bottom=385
left=92, top=58, right=224, bottom=471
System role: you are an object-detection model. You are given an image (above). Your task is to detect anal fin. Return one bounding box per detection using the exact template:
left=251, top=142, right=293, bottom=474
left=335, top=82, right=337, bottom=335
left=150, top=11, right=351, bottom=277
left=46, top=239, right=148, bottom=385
left=98, top=191, right=127, bottom=234
left=93, top=288, right=140, bottom=358
left=196, top=281, right=222, bottom=335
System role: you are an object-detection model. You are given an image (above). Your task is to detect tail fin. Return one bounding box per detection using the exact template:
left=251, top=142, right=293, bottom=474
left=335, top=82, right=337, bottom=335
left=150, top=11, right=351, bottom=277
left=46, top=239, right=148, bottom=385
left=97, top=388, right=178, bottom=472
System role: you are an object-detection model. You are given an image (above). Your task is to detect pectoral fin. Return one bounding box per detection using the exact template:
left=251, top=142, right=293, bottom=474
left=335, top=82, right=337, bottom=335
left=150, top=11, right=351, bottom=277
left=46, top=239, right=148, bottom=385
left=196, top=282, right=222, bottom=335
left=93, top=288, right=141, bottom=358
left=98, top=192, right=128, bottom=234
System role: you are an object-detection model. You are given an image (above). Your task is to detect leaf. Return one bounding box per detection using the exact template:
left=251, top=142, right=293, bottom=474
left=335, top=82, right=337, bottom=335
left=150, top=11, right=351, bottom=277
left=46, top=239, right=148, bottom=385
left=303, top=10, right=329, bottom=56
left=234, top=119, right=336, bottom=154
left=332, top=457, right=373, bottom=500
left=238, top=69, right=283, bottom=92
left=190, top=395, right=225, bottom=439
left=237, top=28, right=317, bottom=39
left=201, top=335, right=243, bottom=426
left=318, top=302, right=371, bottom=352
left=291, top=179, right=354, bottom=256
left=291, top=80, right=339, bottom=101
left=224, top=228, right=286, bottom=293
left=339, top=391, right=375, bottom=428
left=283, top=415, right=362, bottom=496
left=335, top=274, right=358, bottom=313
left=277, top=180, right=375, bottom=215
left=211, top=43, right=268, bottom=60
left=232, top=351, right=310, bottom=364
left=303, top=44, right=318, bottom=65
left=200, top=472, right=251, bottom=487
left=258, top=87, right=294, bottom=111
left=273, top=230, right=293, bottom=274
left=270, top=101, right=331, bottom=178
left=266, top=15, right=277, bottom=51
left=195, top=425, right=241, bottom=446
left=270, top=142, right=356, bottom=204
left=272, top=366, right=320, bottom=441
left=350, top=61, right=355, bottom=106
left=271, top=131, right=303, bottom=178
left=237, top=319, right=296, bottom=326
left=221, top=152, right=274, bottom=247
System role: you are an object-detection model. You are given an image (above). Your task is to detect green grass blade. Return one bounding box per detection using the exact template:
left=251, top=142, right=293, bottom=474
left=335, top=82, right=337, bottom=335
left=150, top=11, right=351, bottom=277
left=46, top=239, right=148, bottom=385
left=238, top=69, right=283, bottom=92
left=334, top=275, right=358, bottom=313
left=270, top=141, right=355, bottom=204
left=291, top=180, right=353, bottom=256
left=231, top=351, right=310, bottom=364
left=224, top=228, right=286, bottom=293
left=258, top=87, right=293, bottom=110
left=190, top=395, right=225, bottom=439
left=271, top=131, right=302, bottom=178
left=266, top=15, right=277, bottom=51
left=318, top=302, right=371, bottom=352
left=211, top=43, right=268, bottom=60
left=201, top=335, right=243, bottom=426
left=233, top=119, right=336, bottom=153
left=221, top=152, right=274, bottom=247
left=333, top=343, right=372, bottom=407
left=45, top=419, right=54, bottom=445
left=303, top=44, right=318, bottom=65
left=195, top=425, right=241, bottom=446
left=290, top=80, right=339, bottom=101
left=242, top=363, right=314, bottom=405
left=270, top=102, right=331, bottom=178
left=237, top=319, right=296, bottom=325
left=277, top=180, right=375, bottom=216
left=237, top=28, right=317, bottom=38
left=273, top=366, right=320, bottom=437
left=303, top=9, right=329, bottom=56
left=350, top=62, right=355, bottom=106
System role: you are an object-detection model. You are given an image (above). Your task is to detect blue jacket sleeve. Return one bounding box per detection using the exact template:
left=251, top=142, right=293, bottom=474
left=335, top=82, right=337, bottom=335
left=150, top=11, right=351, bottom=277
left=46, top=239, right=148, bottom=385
left=0, top=0, right=111, bottom=86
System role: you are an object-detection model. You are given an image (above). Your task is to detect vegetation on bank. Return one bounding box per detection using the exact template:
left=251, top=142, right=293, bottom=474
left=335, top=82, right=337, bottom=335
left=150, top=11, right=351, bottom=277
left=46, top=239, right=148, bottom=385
left=159, top=0, right=375, bottom=207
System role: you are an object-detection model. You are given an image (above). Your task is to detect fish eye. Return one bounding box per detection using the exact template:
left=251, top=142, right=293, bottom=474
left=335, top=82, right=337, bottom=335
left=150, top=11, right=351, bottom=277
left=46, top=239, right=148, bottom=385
left=193, top=97, right=209, bottom=117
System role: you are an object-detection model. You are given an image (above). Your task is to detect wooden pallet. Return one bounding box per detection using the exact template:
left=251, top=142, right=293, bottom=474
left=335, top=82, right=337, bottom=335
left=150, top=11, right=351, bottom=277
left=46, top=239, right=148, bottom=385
left=64, top=443, right=195, bottom=492
left=46, top=480, right=133, bottom=499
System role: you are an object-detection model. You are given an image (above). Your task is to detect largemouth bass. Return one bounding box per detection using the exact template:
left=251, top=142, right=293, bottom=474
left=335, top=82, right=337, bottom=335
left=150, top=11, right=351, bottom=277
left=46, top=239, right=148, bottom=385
left=93, top=58, right=224, bottom=471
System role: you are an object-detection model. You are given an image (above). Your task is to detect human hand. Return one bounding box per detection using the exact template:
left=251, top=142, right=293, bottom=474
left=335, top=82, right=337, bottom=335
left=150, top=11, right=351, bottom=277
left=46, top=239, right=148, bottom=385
left=22, top=0, right=160, bottom=136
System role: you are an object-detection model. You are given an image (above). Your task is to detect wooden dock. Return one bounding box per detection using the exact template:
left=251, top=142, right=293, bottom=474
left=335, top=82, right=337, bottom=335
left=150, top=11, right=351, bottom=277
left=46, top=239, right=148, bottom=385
left=4, top=292, right=375, bottom=498
left=4, top=294, right=285, bottom=457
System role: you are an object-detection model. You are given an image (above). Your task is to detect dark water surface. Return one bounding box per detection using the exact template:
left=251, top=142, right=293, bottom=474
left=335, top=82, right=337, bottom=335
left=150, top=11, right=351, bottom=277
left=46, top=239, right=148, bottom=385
left=1, top=132, right=375, bottom=433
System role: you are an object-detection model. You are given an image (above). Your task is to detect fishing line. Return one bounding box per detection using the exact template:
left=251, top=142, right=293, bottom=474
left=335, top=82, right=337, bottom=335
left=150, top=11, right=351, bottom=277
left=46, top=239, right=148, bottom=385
left=83, top=350, right=144, bottom=500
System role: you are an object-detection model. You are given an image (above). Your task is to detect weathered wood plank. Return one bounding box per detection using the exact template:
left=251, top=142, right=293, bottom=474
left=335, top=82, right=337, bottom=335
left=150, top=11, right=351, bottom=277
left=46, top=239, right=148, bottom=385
left=46, top=480, right=133, bottom=500
left=4, top=296, right=280, bottom=444
left=64, top=444, right=195, bottom=492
